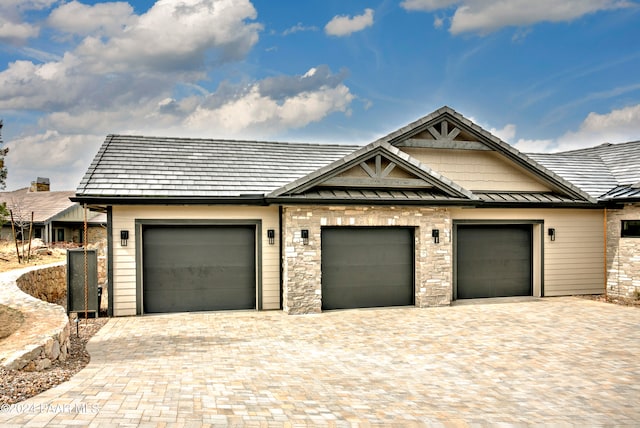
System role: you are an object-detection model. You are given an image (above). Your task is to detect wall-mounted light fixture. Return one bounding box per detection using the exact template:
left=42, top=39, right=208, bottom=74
left=267, top=229, right=275, bottom=245
left=301, top=229, right=309, bottom=245
left=432, top=229, right=440, bottom=244
left=120, top=230, right=129, bottom=246
left=548, top=228, right=556, bottom=242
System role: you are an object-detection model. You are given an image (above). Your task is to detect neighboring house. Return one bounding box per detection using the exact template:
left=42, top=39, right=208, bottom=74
left=73, top=106, right=638, bottom=317
left=0, top=180, right=106, bottom=244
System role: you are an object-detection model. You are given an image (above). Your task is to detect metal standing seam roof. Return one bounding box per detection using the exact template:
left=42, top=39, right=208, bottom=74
left=76, top=135, right=361, bottom=199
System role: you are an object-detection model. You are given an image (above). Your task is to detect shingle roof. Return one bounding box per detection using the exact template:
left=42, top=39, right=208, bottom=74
left=76, top=135, right=360, bottom=199
left=528, top=140, right=640, bottom=200
left=0, top=188, right=76, bottom=223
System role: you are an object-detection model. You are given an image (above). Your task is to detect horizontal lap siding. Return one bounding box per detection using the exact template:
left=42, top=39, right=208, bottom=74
left=111, top=205, right=280, bottom=316
left=543, top=210, right=604, bottom=296
left=403, top=148, right=552, bottom=192
left=451, top=208, right=605, bottom=297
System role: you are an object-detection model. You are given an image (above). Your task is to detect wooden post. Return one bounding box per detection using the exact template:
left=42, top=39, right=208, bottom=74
left=27, top=211, right=34, bottom=263
left=9, top=210, right=20, bottom=263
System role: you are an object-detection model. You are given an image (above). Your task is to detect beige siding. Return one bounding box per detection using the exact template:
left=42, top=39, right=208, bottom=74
left=402, top=148, right=552, bottom=192
left=111, top=205, right=280, bottom=316
left=450, top=208, right=605, bottom=296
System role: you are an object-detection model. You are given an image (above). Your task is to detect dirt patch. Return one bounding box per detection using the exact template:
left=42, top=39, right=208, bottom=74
left=0, top=305, right=24, bottom=340
left=0, top=239, right=69, bottom=273
left=0, top=316, right=107, bottom=405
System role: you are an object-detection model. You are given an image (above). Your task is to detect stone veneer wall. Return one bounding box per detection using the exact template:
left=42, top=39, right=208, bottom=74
left=16, top=264, right=66, bottom=304
left=0, top=263, right=70, bottom=371
left=282, top=205, right=452, bottom=314
left=606, top=204, right=640, bottom=297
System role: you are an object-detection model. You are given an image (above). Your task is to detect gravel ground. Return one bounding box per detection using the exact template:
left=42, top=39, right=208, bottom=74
left=0, top=317, right=107, bottom=405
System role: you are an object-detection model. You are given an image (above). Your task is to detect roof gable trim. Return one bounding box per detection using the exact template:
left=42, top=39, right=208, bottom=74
left=382, top=106, right=596, bottom=203
left=269, top=141, right=476, bottom=200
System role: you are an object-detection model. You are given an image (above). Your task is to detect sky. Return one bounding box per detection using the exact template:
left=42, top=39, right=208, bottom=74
left=0, top=0, right=639, bottom=191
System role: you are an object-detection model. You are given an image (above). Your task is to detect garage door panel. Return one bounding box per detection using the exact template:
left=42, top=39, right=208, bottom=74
left=143, top=225, right=256, bottom=313
left=321, top=227, right=414, bottom=310
left=456, top=225, right=532, bottom=299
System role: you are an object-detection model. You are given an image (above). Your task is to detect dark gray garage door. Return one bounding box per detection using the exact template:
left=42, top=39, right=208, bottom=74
left=321, top=227, right=414, bottom=310
left=456, top=224, right=532, bottom=299
left=142, top=225, right=256, bottom=313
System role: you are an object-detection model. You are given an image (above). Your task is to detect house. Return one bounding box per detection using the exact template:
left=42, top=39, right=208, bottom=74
left=73, top=106, right=639, bottom=317
left=0, top=178, right=106, bottom=244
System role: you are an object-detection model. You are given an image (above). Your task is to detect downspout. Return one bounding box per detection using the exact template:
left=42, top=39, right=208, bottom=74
left=603, top=208, right=607, bottom=298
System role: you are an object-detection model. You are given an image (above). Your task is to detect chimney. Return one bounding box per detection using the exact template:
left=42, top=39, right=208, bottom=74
left=29, top=177, right=50, bottom=192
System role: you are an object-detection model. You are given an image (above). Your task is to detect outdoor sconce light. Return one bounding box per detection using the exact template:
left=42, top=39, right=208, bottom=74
left=432, top=229, right=440, bottom=244
left=120, top=230, right=129, bottom=246
left=548, top=228, right=556, bottom=241
left=301, top=229, right=309, bottom=245
left=267, top=229, right=275, bottom=245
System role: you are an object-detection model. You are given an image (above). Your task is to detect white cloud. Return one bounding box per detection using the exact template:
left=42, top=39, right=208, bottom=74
left=6, top=131, right=104, bottom=190
left=76, top=0, right=262, bottom=74
left=513, top=138, right=554, bottom=153
left=401, top=0, right=459, bottom=11
left=184, top=67, right=354, bottom=136
left=489, top=123, right=516, bottom=142
left=283, top=22, right=318, bottom=36
left=0, top=1, right=357, bottom=190
left=48, top=1, right=137, bottom=37
left=511, top=104, right=640, bottom=153
left=553, top=104, right=640, bottom=151
left=0, top=18, right=39, bottom=43
left=401, top=0, right=632, bottom=34
left=325, top=8, right=374, bottom=37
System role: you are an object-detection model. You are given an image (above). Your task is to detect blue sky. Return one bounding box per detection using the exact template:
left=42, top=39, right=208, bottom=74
left=1, top=0, right=639, bottom=190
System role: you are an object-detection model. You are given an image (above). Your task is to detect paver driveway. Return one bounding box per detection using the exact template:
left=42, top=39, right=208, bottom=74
left=1, top=297, right=639, bottom=427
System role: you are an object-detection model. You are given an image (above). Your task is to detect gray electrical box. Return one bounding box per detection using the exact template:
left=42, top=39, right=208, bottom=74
left=67, top=249, right=99, bottom=317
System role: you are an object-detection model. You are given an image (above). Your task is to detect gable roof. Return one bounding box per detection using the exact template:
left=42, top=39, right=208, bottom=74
left=75, top=135, right=359, bottom=203
left=268, top=140, right=477, bottom=203
left=0, top=188, right=76, bottom=223
left=529, top=140, right=640, bottom=201
left=378, top=106, right=595, bottom=203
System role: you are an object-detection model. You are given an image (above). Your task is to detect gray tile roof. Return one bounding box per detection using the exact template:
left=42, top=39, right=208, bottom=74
left=76, top=135, right=360, bottom=199
left=528, top=140, right=640, bottom=199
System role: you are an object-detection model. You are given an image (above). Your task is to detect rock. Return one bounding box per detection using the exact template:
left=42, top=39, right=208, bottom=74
left=51, top=340, right=60, bottom=360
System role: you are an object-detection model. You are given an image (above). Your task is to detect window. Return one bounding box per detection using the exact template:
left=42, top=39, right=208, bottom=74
left=56, top=228, right=65, bottom=242
left=621, top=220, right=640, bottom=237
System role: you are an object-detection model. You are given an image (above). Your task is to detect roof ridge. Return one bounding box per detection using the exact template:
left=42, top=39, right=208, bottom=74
left=108, top=134, right=359, bottom=149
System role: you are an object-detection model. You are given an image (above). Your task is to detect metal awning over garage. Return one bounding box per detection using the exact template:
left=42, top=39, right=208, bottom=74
left=321, top=227, right=414, bottom=310
left=142, top=225, right=256, bottom=313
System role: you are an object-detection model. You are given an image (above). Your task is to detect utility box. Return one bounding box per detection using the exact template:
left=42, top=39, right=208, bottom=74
left=67, top=249, right=99, bottom=318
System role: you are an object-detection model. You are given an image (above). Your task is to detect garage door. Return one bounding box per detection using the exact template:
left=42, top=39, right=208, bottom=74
left=142, top=225, right=256, bottom=313
left=456, top=224, right=532, bottom=299
left=321, top=227, right=414, bottom=310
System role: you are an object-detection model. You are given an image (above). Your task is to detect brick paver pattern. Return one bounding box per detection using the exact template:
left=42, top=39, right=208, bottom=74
left=1, top=297, right=639, bottom=426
